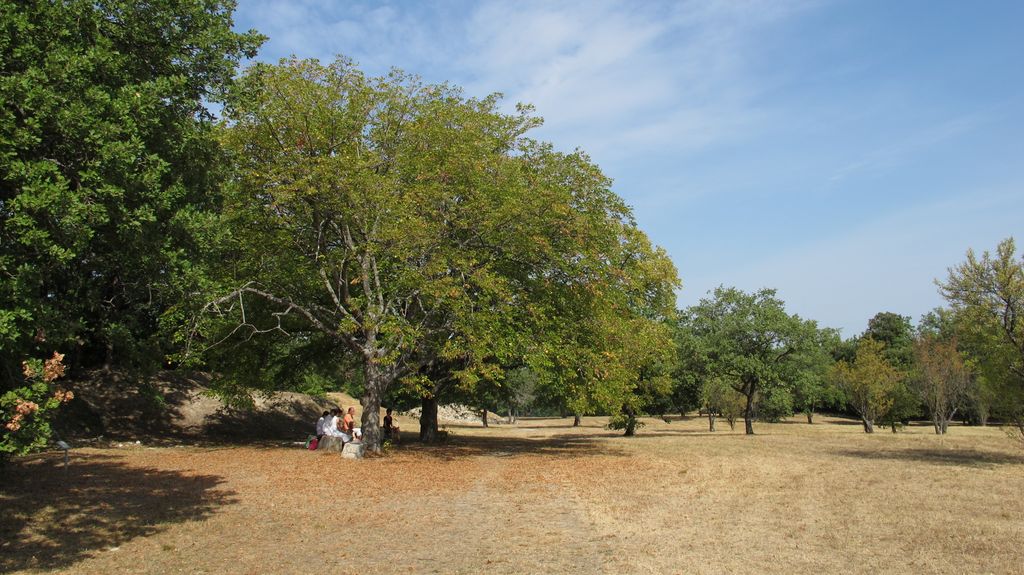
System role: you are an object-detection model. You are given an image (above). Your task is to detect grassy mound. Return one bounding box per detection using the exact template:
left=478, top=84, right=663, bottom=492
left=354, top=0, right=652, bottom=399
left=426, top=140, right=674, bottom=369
left=56, top=371, right=336, bottom=443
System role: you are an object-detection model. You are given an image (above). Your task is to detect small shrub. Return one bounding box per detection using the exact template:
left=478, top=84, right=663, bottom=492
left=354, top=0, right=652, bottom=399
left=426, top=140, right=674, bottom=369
left=2, top=352, right=74, bottom=464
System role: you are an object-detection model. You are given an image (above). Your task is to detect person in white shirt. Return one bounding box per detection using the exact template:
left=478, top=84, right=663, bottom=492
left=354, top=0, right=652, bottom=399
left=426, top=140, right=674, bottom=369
left=315, top=411, right=329, bottom=439
left=323, top=408, right=352, bottom=443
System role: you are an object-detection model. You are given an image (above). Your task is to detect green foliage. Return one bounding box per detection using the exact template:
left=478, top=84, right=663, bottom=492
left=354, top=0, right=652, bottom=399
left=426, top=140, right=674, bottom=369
left=790, top=327, right=843, bottom=422
left=910, top=335, right=970, bottom=434
left=939, top=237, right=1024, bottom=441
left=757, top=386, right=794, bottom=423
left=190, top=56, right=679, bottom=449
left=606, top=412, right=645, bottom=433
left=700, top=375, right=746, bottom=430
left=0, top=0, right=263, bottom=379
left=863, top=312, right=914, bottom=369
left=682, top=286, right=817, bottom=434
left=2, top=352, right=73, bottom=462
left=830, top=338, right=902, bottom=433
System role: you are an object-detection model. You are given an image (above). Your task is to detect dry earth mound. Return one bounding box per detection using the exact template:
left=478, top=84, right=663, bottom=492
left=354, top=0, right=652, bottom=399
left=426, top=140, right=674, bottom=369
left=57, top=371, right=334, bottom=443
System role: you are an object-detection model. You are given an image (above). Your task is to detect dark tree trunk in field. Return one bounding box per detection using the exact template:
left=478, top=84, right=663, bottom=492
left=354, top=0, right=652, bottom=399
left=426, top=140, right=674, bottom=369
left=360, top=361, right=388, bottom=454
left=805, top=411, right=814, bottom=424
left=862, top=418, right=874, bottom=433
left=707, top=410, right=716, bottom=432
left=481, top=409, right=488, bottom=428
left=743, top=389, right=756, bottom=435
left=573, top=414, right=581, bottom=427
left=419, top=394, right=439, bottom=443
left=623, top=405, right=637, bottom=437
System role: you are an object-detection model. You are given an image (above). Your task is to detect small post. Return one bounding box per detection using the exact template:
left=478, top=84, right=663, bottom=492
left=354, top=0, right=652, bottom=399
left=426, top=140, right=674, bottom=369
left=56, top=440, right=70, bottom=476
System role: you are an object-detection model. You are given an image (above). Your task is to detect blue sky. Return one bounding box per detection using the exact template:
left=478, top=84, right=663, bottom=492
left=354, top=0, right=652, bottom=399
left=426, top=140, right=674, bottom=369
left=232, top=0, right=1024, bottom=337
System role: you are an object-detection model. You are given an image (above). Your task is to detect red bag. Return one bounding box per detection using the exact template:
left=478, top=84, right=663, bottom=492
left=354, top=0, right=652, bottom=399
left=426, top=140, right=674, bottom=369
left=307, top=437, right=319, bottom=450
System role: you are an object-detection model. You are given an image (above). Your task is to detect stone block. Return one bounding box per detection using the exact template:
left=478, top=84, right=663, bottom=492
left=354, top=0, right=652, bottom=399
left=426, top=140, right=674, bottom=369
left=317, top=435, right=345, bottom=453
left=341, top=442, right=364, bottom=459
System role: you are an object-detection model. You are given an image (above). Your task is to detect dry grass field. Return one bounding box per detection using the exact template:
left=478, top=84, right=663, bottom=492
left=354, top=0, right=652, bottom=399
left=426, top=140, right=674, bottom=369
left=3, top=414, right=1024, bottom=574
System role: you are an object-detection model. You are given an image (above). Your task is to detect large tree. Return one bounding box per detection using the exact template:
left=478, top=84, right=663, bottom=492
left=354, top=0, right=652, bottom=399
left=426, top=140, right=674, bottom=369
left=0, top=0, right=262, bottom=380
left=683, top=287, right=815, bottom=435
left=196, top=57, right=678, bottom=452
left=938, top=237, right=1024, bottom=439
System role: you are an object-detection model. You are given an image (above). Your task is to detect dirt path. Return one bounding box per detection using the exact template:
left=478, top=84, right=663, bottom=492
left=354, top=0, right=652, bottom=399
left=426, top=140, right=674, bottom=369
left=406, top=451, right=616, bottom=574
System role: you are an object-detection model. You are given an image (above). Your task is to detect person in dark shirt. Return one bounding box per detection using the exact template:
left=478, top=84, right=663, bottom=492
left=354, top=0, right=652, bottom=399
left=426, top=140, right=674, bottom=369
left=383, top=407, right=400, bottom=443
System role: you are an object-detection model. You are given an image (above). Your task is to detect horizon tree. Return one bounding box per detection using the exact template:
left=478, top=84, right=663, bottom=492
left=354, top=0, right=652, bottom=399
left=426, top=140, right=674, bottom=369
left=938, top=237, right=1024, bottom=439
left=683, top=286, right=815, bottom=435
left=912, top=335, right=970, bottom=434
left=831, top=338, right=901, bottom=433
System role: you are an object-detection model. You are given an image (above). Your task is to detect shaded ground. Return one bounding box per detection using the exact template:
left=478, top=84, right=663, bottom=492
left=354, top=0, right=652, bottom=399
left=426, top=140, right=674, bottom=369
left=3, top=416, right=1024, bottom=574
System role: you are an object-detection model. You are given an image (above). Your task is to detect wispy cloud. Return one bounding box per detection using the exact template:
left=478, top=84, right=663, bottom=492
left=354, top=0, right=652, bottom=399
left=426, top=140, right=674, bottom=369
left=683, top=187, right=1024, bottom=334
left=828, top=113, right=987, bottom=183
left=453, top=0, right=816, bottom=160
left=237, top=0, right=817, bottom=161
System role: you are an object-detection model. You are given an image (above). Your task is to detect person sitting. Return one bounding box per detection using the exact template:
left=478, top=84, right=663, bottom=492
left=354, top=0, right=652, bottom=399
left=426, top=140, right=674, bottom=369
left=315, top=410, right=329, bottom=439
left=383, top=408, right=400, bottom=443
left=342, top=406, right=362, bottom=442
left=323, top=408, right=352, bottom=443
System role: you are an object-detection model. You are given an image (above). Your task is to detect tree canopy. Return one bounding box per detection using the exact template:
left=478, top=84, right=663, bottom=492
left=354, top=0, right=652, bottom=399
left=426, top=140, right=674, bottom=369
left=681, top=286, right=817, bottom=434
left=939, top=237, right=1024, bottom=439
left=0, top=0, right=262, bottom=378
left=189, top=57, right=679, bottom=451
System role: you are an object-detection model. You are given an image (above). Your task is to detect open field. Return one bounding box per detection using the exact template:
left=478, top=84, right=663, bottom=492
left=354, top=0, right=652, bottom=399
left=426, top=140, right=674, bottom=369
left=3, top=415, right=1024, bottom=574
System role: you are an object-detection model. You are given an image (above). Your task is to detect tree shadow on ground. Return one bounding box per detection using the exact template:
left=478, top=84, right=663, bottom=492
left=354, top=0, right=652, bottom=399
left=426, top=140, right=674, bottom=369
left=0, top=452, right=236, bottom=572
left=837, top=447, right=1024, bottom=468
left=400, top=430, right=627, bottom=461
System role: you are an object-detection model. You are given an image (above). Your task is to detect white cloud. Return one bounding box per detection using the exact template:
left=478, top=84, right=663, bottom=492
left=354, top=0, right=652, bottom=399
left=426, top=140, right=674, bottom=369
left=450, top=0, right=815, bottom=160
left=237, top=0, right=816, bottom=161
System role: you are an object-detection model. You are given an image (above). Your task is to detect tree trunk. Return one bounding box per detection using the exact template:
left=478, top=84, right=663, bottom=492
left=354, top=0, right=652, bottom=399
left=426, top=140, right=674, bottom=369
left=623, top=405, right=637, bottom=437
left=707, top=410, right=716, bottom=432
left=805, top=411, right=814, bottom=424
left=862, top=418, right=874, bottom=434
left=573, top=414, right=581, bottom=427
left=360, top=361, right=387, bottom=454
left=419, top=394, right=439, bottom=443
left=481, top=409, right=488, bottom=428
left=743, top=389, right=756, bottom=435
left=103, top=340, right=114, bottom=373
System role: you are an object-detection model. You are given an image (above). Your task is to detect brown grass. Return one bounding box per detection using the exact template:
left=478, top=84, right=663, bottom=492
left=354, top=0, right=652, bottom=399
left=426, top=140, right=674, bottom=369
left=3, top=415, right=1023, bottom=574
